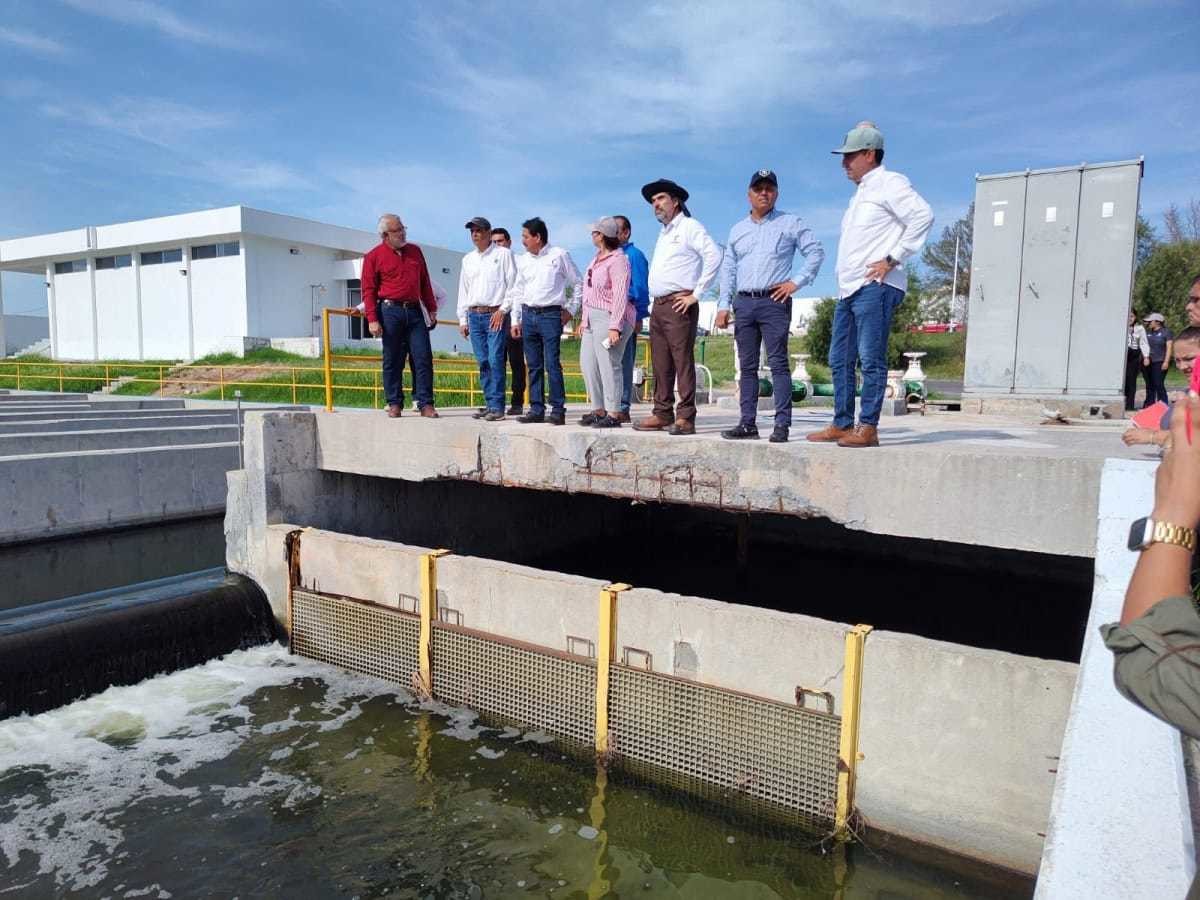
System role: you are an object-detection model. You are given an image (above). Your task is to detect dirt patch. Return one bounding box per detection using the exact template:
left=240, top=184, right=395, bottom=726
left=157, top=365, right=283, bottom=396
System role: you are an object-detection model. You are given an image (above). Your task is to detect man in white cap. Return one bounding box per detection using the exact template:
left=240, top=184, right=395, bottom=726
left=807, top=121, right=933, bottom=448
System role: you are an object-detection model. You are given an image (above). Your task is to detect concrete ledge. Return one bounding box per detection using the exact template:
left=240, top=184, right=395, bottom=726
left=1035, top=458, right=1195, bottom=898
left=0, top=443, right=237, bottom=545
left=0, top=412, right=240, bottom=435
left=258, top=525, right=1075, bottom=874
left=309, top=410, right=1108, bottom=557
left=0, top=425, right=238, bottom=455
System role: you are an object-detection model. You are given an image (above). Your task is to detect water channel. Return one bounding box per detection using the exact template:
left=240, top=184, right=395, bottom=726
left=1, top=520, right=1032, bottom=898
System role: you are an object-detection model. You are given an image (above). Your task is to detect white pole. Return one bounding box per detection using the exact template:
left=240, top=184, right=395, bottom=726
left=951, top=232, right=961, bottom=323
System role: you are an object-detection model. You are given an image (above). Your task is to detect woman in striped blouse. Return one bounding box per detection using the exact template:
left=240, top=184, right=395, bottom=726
left=578, top=218, right=635, bottom=428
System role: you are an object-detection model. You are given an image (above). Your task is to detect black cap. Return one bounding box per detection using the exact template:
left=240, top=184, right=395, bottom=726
left=641, top=178, right=689, bottom=204
left=749, top=169, right=778, bottom=188
left=464, top=216, right=492, bottom=232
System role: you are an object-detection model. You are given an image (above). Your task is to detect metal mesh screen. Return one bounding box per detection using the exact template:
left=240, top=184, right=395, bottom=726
left=431, top=625, right=596, bottom=746
left=291, top=588, right=419, bottom=686
left=608, top=665, right=840, bottom=822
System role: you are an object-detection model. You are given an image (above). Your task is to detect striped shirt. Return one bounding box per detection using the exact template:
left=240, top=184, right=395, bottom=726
left=582, top=249, right=633, bottom=331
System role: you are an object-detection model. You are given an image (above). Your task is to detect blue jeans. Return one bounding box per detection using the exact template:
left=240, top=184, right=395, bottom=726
left=828, top=283, right=904, bottom=428
left=620, top=325, right=640, bottom=413
left=380, top=302, right=434, bottom=409
left=468, top=311, right=507, bottom=412
left=522, top=305, right=565, bottom=415
left=734, top=296, right=792, bottom=428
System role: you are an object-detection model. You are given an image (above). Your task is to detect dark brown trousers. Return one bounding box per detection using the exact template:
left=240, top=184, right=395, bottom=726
left=649, top=297, right=700, bottom=422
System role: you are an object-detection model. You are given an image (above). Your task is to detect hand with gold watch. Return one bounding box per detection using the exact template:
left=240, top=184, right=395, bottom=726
left=1127, top=516, right=1197, bottom=552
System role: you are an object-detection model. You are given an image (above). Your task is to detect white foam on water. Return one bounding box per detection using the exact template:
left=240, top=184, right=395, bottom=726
left=0, top=645, right=407, bottom=891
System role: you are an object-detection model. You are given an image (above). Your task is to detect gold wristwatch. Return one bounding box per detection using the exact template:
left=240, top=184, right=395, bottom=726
left=1128, top=517, right=1198, bottom=552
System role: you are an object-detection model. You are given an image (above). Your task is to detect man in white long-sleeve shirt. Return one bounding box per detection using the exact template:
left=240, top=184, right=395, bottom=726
left=458, top=216, right=517, bottom=421
left=508, top=216, right=582, bottom=425
left=808, top=122, right=933, bottom=448
left=634, top=178, right=722, bottom=436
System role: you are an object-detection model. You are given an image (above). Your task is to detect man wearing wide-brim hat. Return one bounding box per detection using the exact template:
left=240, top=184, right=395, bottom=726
left=633, top=178, right=722, bottom=436
left=806, top=121, right=933, bottom=448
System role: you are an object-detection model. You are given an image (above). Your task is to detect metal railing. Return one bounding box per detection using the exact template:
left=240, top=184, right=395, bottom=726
left=321, top=307, right=598, bottom=413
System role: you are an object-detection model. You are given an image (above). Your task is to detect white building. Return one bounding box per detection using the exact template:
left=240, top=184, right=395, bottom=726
left=0, top=206, right=467, bottom=360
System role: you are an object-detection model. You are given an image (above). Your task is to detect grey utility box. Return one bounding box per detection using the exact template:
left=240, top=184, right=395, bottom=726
left=963, top=158, right=1143, bottom=401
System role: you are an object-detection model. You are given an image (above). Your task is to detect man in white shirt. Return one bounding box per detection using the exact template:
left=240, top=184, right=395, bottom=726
left=458, top=216, right=517, bottom=421
left=508, top=216, right=582, bottom=425
left=807, top=122, right=933, bottom=448
left=634, top=178, right=722, bottom=436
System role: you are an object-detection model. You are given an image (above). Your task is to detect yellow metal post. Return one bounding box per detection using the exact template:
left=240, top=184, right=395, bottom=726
left=322, top=308, right=334, bottom=411
left=158, top=365, right=164, bottom=396
left=219, top=366, right=225, bottom=400
left=291, top=367, right=297, bottom=404
left=835, top=623, right=872, bottom=840
left=58, top=365, right=63, bottom=392
left=418, top=549, right=452, bottom=698
left=595, top=583, right=631, bottom=756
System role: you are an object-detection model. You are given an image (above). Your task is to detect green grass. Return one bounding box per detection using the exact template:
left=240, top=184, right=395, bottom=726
left=0, top=355, right=178, bottom=394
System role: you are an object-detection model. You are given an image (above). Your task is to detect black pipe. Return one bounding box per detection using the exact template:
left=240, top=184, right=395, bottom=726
left=0, top=568, right=277, bottom=719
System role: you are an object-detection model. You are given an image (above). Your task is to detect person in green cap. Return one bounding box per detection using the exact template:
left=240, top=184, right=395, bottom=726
left=807, top=121, right=933, bottom=448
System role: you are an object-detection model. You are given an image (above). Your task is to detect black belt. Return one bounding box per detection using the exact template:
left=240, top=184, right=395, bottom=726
left=380, top=298, right=420, bottom=307
left=522, top=304, right=562, bottom=312
left=737, top=289, right=774, bottom=298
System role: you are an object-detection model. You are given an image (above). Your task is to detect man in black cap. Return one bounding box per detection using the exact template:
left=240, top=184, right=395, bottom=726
left=716, top=169, right=824, bottom=443
left=458, top=216, right=517, bottom=420
left=633, top=178, right=722, bottom=436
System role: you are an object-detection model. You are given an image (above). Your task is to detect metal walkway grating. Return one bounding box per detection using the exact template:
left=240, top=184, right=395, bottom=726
left=432, top=625, right=596, bottom=746
left=291, top=589, right=419, bottom=686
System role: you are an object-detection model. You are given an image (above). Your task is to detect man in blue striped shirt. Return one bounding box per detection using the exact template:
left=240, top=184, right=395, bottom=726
left=716, top=169, right=824, bottom=443
left=614, top=215, right=650, bottom=423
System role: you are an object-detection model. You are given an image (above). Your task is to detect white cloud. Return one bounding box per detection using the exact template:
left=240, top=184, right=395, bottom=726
left=0, top=26, right=68, bottom=57
left=59, top=0, right=270, bottom=52
left=40, top=97, right=233, bottom=149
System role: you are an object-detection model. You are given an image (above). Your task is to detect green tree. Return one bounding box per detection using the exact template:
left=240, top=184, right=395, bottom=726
left=921, top=202, right=972, bottom=300
left=1136, top=214, right=1158, bottom=271
left=1132, top=240, right=1200, bottom=333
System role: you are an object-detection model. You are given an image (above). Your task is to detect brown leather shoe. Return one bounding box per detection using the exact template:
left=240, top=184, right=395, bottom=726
left=615, top=411, right=631, bottom=424
left=419, top=405, right=440, bottom=419
left=386, top=404, right=402, bottom=418
left=837, top=424, right=879, bottom=447
left=667, top=418, right=695, bottom=436
left=633, top=415, right=671, bottom=432
left=805, top=423, right=851, bottom=443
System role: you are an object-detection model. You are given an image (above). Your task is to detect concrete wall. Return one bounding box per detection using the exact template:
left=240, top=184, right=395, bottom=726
left=140, top=253, right=190, bottom=359
left=1035, top=458, right=1195, bottom=897
left=0, top=424, right=236, bottom=455
left=0, top=442, right=236, bottom=545
left=52, top=266, right=93, bottom=359
left=190, top=246, right=247, bottom=359
left=248, top=524, right=1075, bottom=874
left=224, top=410, right=1081, bottom=872
left=94, top=263, right=139, bottom=358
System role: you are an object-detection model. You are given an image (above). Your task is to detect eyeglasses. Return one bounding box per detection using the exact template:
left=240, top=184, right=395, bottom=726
left=386, top=225, right=406, bottom=234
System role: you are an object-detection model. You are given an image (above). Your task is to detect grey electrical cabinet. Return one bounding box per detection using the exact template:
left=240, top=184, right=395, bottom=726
left=963, top=159, right=1142, bottom=400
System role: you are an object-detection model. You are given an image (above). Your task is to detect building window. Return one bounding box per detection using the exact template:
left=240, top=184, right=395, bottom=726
left=141, top=248, right=183, bottom=266
left=191, top=241, right=240, bottom=260
left=53, top=259, right=87, bottom=274
left=95, top=254, right=132, bottom=270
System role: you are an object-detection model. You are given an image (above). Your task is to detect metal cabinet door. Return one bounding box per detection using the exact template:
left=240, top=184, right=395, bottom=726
left=964, top=176, right=1027, bottom=391
left=1013, top=170, right=1081, bottom=392
left=1066, top=163, right=1142, bottom=394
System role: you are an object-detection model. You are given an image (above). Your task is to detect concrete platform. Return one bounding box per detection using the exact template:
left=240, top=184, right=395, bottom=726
left=295, top=403, right=1150, bottom=559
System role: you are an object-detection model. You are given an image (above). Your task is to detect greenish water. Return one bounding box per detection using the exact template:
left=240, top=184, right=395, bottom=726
left=0, top=646, right=1025, bottom=898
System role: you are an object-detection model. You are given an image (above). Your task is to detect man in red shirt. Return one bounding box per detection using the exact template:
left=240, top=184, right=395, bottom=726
left=360, top=214, right=439, bottom=418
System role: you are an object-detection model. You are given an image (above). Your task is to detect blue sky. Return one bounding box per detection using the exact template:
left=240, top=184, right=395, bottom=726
left=1, top=0, right=1197, bottom=314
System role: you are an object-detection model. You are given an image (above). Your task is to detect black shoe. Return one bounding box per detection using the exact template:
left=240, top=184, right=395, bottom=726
left=517, top=412, right=544, bottom=424
left=547, top=412, right=566, bottom=426
left=472, top=408, right=488, bottom=419
left=579, top=412, right=600, bottom=426
left=506, top=405, right=523, bottom=416
left=721, top=424, right=759, bottom=440
left=769, top=426, right=789, bottom=443
left=484, top=411, right=506, bottom=422
left=593, top=415, right=621, bottom=428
